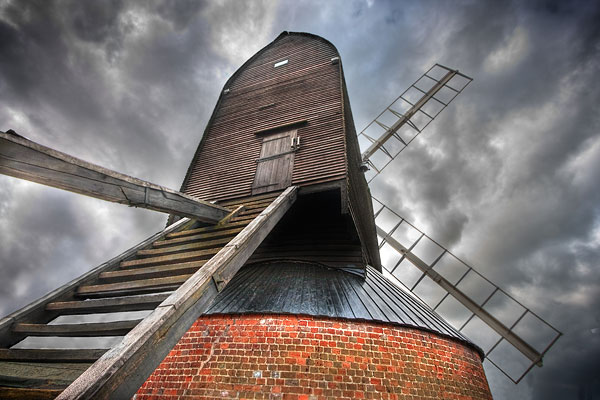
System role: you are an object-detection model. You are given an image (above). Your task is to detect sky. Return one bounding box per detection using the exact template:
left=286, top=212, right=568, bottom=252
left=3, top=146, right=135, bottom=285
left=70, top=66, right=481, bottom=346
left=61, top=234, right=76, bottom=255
left=0, top=0, right=599, bottom=399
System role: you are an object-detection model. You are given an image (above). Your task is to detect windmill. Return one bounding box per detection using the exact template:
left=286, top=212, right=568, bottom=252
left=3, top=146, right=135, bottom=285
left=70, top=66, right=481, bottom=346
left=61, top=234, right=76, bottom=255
left=0, top=32, right=560, bottom=399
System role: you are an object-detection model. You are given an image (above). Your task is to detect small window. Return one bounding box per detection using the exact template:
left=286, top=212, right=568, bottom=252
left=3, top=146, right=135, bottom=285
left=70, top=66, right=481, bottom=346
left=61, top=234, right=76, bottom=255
left=274, top=59, right=288, bottom=68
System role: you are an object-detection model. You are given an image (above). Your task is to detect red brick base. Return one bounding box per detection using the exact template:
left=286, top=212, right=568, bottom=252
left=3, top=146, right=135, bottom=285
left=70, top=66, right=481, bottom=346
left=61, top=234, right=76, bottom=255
left=136, top=314, right=492, bottom=399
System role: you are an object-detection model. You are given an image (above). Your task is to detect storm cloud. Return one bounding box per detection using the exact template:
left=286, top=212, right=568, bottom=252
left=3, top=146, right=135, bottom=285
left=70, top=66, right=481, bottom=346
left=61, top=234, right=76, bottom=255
left=1, top=1, right=599, bottom=398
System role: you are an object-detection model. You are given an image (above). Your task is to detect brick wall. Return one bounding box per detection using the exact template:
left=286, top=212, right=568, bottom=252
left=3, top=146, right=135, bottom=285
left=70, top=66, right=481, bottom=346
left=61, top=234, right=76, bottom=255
left=135, top=314, right=492, bottom=400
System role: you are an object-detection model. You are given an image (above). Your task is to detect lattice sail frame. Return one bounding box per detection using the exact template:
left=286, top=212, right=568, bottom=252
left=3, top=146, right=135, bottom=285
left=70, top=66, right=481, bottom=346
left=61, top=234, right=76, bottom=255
left=358, top=64, right=472, bottom=182
left=372, top=197, right=562, bottom=383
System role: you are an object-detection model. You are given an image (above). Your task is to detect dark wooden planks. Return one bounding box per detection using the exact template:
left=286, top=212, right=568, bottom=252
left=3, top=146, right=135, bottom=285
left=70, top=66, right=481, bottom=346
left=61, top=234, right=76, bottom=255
left=341, top=66, right=382, bottom=270
left=180, top=33, right=346, bottom=202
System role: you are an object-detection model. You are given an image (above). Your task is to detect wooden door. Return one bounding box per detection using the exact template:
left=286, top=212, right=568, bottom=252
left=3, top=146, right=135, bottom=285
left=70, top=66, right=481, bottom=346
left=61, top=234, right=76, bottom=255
left=252, top=130, right=297, bottom=194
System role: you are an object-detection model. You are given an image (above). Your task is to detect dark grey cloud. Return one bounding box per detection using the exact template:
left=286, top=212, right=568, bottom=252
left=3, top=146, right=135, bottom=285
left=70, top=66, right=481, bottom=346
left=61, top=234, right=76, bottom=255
left=1, top=1, right=599, bottom=399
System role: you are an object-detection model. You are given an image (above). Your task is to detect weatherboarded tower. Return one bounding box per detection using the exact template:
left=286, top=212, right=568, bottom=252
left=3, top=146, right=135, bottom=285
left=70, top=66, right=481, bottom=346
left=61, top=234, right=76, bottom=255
left=135, top=32, right=492, bottom=399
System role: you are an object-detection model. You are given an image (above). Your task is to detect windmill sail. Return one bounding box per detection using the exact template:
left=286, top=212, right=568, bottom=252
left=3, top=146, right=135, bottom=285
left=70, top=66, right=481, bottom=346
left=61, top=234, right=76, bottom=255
left=359, top=64, right=472, bottom=181
left=372, top=197, right=561, bottom=383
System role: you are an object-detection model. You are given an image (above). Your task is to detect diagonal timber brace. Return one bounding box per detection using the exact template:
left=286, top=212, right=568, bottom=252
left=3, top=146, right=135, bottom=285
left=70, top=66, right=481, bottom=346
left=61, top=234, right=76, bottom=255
left=0, top=130, right=230, bottom=223
left=376, top=226, right=544, bottom=367
left=56, top=186, right=297, bottom=400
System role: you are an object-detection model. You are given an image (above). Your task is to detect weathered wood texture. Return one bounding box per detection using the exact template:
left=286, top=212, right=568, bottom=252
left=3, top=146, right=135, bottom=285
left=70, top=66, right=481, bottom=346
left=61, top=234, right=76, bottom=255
left=0, top=350, right=104, bottom=363
left=252, top=130, right=296, bottom=194
left=0, top=387, right=62, bottom=399
left=55, top=187, right=297, bottom=400
left=178, top=32, right=381, bottom=270
left=0, top=361, right=91, bottom=385
left=180, top=33, right=346, bottom=202
left=45, top=294, right=170, bottom=315
left=0, top=131, right=230, bottom=223
left=340, top=70, right=382, bottom=270
left=13, top=321, right=140, bottom=337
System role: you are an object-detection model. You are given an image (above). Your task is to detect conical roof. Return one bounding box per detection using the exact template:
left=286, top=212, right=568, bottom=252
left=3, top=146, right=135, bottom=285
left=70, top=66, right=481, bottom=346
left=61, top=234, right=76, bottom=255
left=204, top=261, right=483, bottom=357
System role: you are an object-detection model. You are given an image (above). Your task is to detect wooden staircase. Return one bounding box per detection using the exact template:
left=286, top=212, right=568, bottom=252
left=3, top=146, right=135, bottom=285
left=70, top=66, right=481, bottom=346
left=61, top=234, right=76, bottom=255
left=0, top=192, right=282, bottom=399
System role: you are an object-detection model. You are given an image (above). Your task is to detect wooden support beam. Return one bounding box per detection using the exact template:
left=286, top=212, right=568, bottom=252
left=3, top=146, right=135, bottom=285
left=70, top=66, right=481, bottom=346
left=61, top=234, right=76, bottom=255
left=57, top=186, right=297, bottom=400
left=0, top=131, right=230, bottom=223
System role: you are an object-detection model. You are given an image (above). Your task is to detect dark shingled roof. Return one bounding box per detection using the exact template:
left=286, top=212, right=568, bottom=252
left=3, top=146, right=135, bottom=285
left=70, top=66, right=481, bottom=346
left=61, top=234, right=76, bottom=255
left=204, top=261, right=482, bottom=356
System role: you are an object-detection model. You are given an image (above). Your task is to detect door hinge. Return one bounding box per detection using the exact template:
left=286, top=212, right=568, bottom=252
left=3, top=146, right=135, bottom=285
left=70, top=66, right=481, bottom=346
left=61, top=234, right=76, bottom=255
left=291, top=136, right=301, bottom=150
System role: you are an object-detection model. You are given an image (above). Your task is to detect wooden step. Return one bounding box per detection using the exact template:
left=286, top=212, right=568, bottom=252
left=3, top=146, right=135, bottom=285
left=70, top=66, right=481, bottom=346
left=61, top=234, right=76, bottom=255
left=217, top=192, right=280, bottom=207
left=156, top=226, right=244, bottom=247
left=0, top=349, right=106, bottom=362
left=99, top=262, right=204, bottom=282
left=120, top=248, right=220, bottom=268
left=235, top=202, right=271, bottom=211
left=46, top=293, right=169, bottom=315
left=0, top=362, right=90, bottom=394
left=13, top=320, right=141, bottom=337
left=0, top=387, right=62, bottom=400
left=77, top=284, right=181, bottom=299
left=77, top=275, right=191, bottom=296
left=160, top=199, right=269, bottom=241
left=138, top=236, right=231, bottom=257
left=220, top=201, right=271, bottom=212
left=165, top=220, right=245, bottom=239
left=230, top=210, right=262, bottom=220
left=237, top=208, right=264, bottom=216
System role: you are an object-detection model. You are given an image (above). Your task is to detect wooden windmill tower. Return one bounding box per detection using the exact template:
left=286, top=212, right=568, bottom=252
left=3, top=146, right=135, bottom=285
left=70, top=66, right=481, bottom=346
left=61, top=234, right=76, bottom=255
left=0, top=32, right=559, bottom=399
